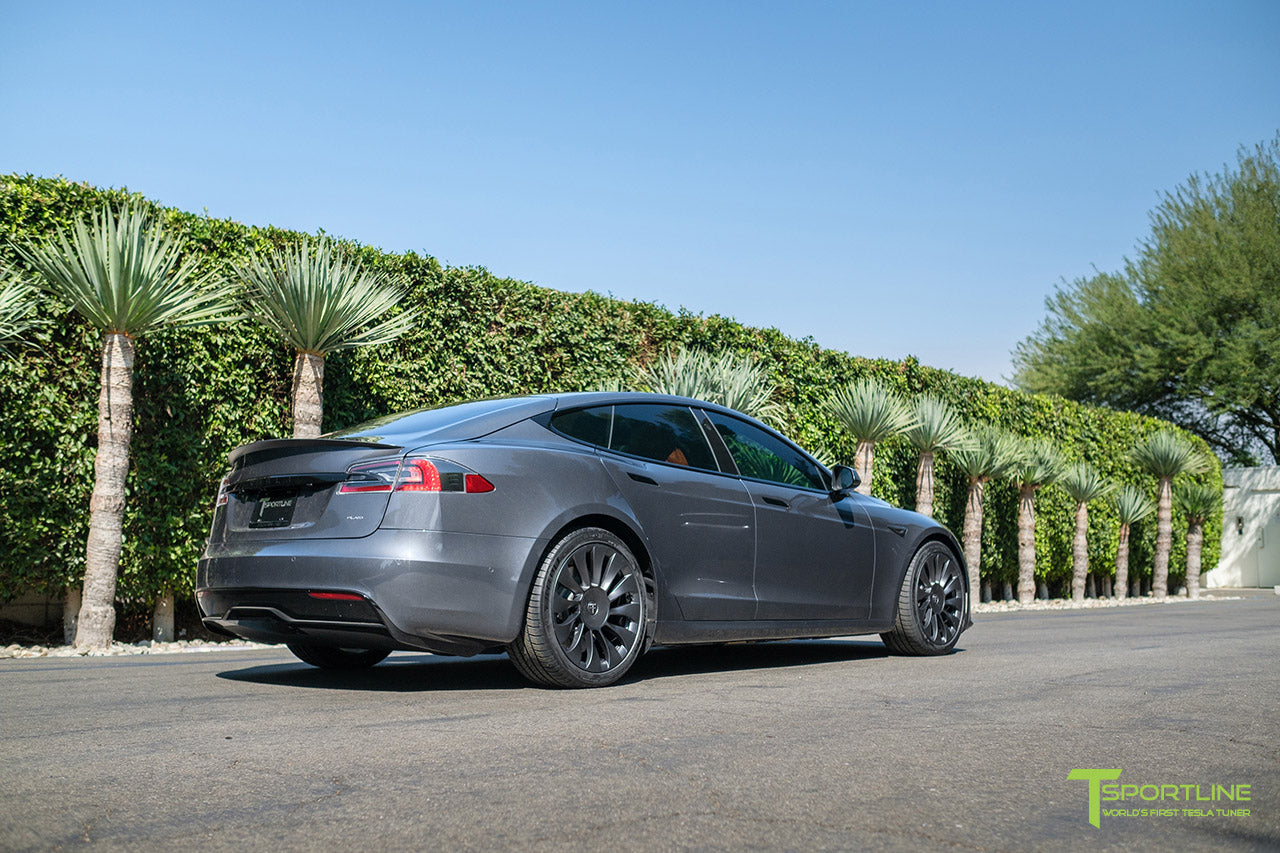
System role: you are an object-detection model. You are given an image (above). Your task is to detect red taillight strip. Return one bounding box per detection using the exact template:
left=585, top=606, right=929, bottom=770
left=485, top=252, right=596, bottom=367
left=308, top=592, right=364, bottom=601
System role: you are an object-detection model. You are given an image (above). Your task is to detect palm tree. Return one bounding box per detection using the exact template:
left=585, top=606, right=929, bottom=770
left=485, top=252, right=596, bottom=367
left=18, top=206, right=239, bottom=649
left=950, top=426, right=1025, bottom=605
left=1175, top=482, right=1220, bottom=599
left=0, top=272, right=39, bottom=356
left=1012, top=439, right=1066, bottom=603
left=823, top=378, right=916, bottom=496
left=904, top=395, right=975, bottom=517
left=641, top=347, right=782, bottom=423
left=1060, top=463, right=1112, bottom=602
left=234, top=239, right=417, bottom=437
left=1113, top=484, right=1154, bottom=600
left=1131, top=432, right=1210, bottom=598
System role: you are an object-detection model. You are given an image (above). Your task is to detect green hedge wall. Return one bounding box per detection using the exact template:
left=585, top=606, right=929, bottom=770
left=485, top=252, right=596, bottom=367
left=0, top=174, right=1222, bottom=609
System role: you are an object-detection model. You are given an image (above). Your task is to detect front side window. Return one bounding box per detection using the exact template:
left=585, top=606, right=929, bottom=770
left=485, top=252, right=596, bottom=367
left=610, top=404, right=718, bottom=471
left=705, top=412, right=827, bottom=490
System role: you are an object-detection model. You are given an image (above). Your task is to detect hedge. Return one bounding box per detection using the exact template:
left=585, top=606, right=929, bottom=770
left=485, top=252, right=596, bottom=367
left=0, top=174, right=1222, bottom=610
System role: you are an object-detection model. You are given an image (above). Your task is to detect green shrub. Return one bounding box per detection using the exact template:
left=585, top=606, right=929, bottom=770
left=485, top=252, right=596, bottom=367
left=0, top=174, right=1222, bottom=607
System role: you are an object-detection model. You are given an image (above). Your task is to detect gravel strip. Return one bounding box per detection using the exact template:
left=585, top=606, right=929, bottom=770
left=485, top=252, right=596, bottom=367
left=974, top=593, right=1243, bottom=614
left=1, top=638, right=272, bottom=660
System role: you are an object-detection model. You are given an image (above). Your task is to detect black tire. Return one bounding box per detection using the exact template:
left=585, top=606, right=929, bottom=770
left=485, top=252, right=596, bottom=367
left=880, top=541, right=966, bottom=655
left=287, top=644, right=391, bottom=670
left=508, top=527, right=649, bottom=688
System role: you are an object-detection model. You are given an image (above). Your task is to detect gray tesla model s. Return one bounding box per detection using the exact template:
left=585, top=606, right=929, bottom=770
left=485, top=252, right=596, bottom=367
left=197, top=392, right=971, bottom=687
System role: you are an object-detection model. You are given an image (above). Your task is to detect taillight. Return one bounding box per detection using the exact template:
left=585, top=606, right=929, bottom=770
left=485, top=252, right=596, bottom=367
left=396, top=459, right=442, bottom=491
left=339, top=457, right=494, bottom=494
left=338, top=459, right=400, bottom=493
left=215, top=476, right=230, bottom=507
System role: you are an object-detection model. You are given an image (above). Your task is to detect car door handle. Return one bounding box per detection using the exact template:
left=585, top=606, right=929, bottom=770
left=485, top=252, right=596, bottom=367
left=762, top=496, right=789, bottom=508
left=627, top=472, right=659, bottom=486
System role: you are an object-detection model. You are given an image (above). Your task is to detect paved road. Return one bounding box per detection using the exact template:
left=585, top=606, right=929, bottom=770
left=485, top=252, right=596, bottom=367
left=2, top=597, right=1277, bottom=852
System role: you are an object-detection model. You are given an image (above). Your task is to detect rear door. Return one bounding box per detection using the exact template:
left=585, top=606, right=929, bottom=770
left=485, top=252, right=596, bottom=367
left=703, top=411, right=875, bottom=620
left=553, top=403, right=757, bottom=620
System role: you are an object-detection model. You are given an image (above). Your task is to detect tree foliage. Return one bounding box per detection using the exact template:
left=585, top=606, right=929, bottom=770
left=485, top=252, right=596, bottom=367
left=1013, top=136, right=1280, bottom=465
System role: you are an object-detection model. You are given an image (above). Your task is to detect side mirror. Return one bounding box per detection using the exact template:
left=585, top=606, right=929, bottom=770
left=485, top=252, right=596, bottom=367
left=830, top=464, right=860, bottom=497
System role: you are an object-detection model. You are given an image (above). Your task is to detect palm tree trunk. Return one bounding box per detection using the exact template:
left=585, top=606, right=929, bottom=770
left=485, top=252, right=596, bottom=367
left=962, top=479, right=984, bottom=608
left=74, top=333, right=134, bottom=649
left=1152, top=476, right=1173, bottom=598
left=915, top=450, right=935, bottom=517
left=1115, top=522, right=1130, bottom=601
left=292, top=351, right=325, bottom=438
left=1017, top=485, right=1037, bottom=604
left=854, top=440, right=874, bottom=496
left=1071, top=502, right=1089, bottom=602
left=1185, top=520, right=1204, bottom=599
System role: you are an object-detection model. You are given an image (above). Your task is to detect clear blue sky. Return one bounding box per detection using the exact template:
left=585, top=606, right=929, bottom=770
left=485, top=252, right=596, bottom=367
left=2, top=1, right=1277, bottom=383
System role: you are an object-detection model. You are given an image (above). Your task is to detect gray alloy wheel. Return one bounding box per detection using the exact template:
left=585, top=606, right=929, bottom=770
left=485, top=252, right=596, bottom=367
left=508, top=527, right=648, bottom=688
left=287, top=644, right=391, bottom=670
left=880, top=541, right=966, bottom=655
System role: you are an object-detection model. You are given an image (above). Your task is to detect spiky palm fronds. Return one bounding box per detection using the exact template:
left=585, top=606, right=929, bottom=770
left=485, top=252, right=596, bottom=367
left=638, top=347, right=711, bottom=399
left=951, top=425, right=1025, bottom=482
left=1175, top=482, right=1220, bottom=523
left=904, top=395, right=975, bottom=454
left=235, top=238, right=416, bottom=354
left=1060, top=462, right=1112, bottom=504
left=0, top=272, right=40, bottom=355
left=1012, top=438, right=1066, bottom=488
left=18, top=206, right=238, bottom=334
left=1115, top=484, right=1155, bottom=525
left=823, top=378, right=915, bottom=443
left=639, top=347, right=782, bottom=423
left=1131, top=431, right=1210, bottom=479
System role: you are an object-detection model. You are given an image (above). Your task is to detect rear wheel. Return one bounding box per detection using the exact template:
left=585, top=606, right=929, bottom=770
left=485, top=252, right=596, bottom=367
left=881, top=541, right=966, bottom=655
left=509, top=527, right=648, bottom=688
left=287, top=644, right=390, bottom=670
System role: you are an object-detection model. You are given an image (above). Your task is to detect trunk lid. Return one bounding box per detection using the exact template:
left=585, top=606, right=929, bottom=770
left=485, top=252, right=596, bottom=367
left=217, top=438, right=404, bottom=541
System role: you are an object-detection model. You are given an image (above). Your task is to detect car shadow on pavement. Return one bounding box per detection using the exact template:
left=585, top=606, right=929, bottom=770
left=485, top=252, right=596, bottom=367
left=215, top=638, right=892, bottom=692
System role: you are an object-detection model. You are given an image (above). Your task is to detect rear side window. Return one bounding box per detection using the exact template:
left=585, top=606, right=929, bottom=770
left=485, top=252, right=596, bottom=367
left=610, top=405, right=718, bottom=471
left=705, top=411, right=827, bottom=490
left=550, top=406, right=613, bottom=447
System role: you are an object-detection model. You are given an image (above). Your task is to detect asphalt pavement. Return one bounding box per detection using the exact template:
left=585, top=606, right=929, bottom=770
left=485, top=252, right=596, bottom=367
left=2, top=596, right=1277, bottom=851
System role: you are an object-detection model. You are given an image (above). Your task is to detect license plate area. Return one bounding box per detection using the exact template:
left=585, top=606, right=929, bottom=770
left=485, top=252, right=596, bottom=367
left=249, top=494, right=297, bottom=528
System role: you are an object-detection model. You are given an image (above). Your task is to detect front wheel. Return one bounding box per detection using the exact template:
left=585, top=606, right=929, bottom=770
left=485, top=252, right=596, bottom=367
left=287, top=644, right=390, bottom=670
left=508, top=527, right=649, bottom=688
left=880, top=541, right=966, bottom=655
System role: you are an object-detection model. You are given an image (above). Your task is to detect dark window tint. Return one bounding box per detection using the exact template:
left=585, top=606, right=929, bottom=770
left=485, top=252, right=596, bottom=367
left=610, top=405, right=718, bottom=471
left=705, top=412, right=827, bottom=490
left=550, top=406, right=612, bottom=447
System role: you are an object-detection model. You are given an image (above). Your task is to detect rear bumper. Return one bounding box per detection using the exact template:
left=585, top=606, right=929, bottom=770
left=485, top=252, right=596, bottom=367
left=197, top=528, right=547, bottom=653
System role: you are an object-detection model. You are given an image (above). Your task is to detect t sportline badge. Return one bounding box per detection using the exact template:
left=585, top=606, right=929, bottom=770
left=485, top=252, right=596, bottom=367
left=1068, top=769, right=1253, bottom=828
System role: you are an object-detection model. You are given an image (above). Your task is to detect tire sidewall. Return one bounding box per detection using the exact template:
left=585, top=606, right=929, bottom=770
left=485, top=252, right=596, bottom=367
left=532, top=527, right=647, bottom=687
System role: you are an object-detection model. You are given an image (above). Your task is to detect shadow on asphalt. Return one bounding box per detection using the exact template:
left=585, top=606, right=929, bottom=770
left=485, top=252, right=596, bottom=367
left=215, top=637, right=893, bottom=692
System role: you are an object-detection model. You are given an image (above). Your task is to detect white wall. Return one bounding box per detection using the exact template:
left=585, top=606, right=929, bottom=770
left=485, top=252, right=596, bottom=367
left=1212, top=466, right=1280, bottom=588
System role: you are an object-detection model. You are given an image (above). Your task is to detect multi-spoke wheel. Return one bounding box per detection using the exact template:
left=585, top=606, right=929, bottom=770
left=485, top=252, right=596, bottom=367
left=287, top=644, right=390, bottom=670
left=509, top=527, right=649, bottom=688
left=881, top=541, right=966, bottom=655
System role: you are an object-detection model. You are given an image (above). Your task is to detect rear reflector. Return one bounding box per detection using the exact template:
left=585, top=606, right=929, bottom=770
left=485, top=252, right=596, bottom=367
left=464, top=474, right=495, bottom=493
left=307, top=592, right=364, bottom=601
